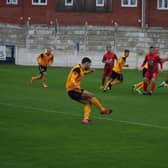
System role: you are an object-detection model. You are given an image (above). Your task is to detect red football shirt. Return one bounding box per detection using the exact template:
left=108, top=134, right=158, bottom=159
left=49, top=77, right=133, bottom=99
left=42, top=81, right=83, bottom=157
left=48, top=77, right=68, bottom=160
left=102, top=52, right=117, bottom=70
left=141, top=53, right=162, bottom=73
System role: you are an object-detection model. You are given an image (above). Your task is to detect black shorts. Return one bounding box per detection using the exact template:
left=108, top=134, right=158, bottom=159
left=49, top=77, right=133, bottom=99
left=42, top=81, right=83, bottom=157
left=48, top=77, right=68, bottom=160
left=111, top=71, right=123, bottom=81
left=39, top=65, right=47, bottom=74
left=68, top=89, right=84, bottom=102
left=142, top=68, right=147, bottom=77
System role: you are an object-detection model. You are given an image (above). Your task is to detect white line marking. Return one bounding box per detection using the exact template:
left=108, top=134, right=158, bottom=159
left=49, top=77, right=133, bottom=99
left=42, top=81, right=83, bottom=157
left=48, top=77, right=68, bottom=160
left=0, top=102, right=168, bottom=130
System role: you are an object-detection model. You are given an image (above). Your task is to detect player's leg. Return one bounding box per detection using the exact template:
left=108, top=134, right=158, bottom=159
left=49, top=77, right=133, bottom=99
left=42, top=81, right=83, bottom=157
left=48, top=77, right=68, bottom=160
left=81, top=90, right=112, bottom=115
left=68, top=90, right=91, bottom=124
left=158, top=81, right=166, bottom=88
left=83, top=103, right=91, bottom=124
left=80, top=98, right=92, bottom=124
left=143, top=77, right=149, bottom=94
left=143, top=70, right=152, bottom=94
left=165, top=78, right=168, bottom=87
left=136, top=81, right=144, bottom=89
left=111, top=73, right=123, bottom=86
left=136, top=68, right=147, bottom=91
left=103, top=71, right=116, bottom=91
left=104, top=78, right=112, bottom=91
left=158, top=76, right=168, bottom=88
left=40, top=67, right=48, bottom=88
left=111, top=80, right=122, bottom=85
left=41, top=73, right=48, bottom=88
left=150, top=78, right=156, bottom=94
left=132, top=82, right=143, bottom=94
left=133, top=81, right=143, bottom=94
left=30, top=66, right=42, bottom=84
left=149, top=73, right=158, bottom=94
left=30, top=75, right=41, bottom=84
left=139, top=68, right=147, bottom=91
left=101, top=70, right=107, bottom=89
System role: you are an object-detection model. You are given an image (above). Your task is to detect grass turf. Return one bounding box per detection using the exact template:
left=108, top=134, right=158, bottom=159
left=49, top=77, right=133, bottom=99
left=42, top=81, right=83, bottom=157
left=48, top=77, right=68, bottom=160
left=0, top=64, right=168, bottom=168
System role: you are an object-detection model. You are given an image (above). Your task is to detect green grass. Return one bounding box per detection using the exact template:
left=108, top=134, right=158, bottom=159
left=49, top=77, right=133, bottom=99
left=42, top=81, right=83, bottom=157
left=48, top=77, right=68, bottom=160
left=0, top=64, right=168, bottom=168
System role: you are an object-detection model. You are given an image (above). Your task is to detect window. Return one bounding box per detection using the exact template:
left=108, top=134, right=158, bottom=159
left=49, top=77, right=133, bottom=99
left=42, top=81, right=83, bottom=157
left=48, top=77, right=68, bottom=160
left=32, top=0, right=47, bottom=5
left=56, top=0, right=112, bottom=13
left=158, top=0, right=168, bottom=9
left=65, top=0, right=73, bottom=6
left=96, top=0, right=105, bottom=7
left=121, top=0, right=137, bottom=7
left=6, top=0, right=18, bottom=5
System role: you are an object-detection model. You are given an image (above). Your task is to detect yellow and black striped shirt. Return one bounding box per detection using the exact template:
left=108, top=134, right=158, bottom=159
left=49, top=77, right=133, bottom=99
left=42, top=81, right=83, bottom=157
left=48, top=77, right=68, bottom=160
left=37, top=53, right=54, bottom=67
left=66, top=64, right=91, bottom=92
left=113, top=54, right=127, bottom=74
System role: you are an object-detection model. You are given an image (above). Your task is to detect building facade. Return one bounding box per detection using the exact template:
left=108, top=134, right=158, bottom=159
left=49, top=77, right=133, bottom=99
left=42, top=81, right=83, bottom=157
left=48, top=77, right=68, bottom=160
left=0, top=0, right=168, bottom=27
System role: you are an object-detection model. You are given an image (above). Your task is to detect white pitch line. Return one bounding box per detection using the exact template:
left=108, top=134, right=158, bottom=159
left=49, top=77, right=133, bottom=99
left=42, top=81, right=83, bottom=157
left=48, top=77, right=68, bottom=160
left=0, top=102, right=168, bottom=130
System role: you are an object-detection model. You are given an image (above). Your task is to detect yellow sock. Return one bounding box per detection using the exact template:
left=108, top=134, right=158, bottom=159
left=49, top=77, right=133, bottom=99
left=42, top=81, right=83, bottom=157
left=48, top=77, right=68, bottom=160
left=111, top=80, right=121, bottom=85
left=42, top=76, right=47, bottom=85
left=42, top=76, right=46, bottom=83
left=136, top=81, right=143, bottom=89
left=104, top=80, right=112, bottom=90
left=138, top=83, right=144, bottom=90
left=84, top=104, right=91, bottom=120
left=91, top=97, right=105, bottom=112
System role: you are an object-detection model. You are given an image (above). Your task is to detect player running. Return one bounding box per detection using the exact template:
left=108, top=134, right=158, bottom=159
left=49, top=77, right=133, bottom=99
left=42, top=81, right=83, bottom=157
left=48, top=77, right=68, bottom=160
left=103, top=49, right=129, bottom=92
left=30, top=48, right=54, bottom=88
left=100, top=45, right=118, bottom=89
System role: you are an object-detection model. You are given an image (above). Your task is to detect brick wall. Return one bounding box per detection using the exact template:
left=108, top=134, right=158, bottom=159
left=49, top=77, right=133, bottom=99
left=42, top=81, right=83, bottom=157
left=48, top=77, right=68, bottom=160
left=147, top=0, right=168, bottom=27
left=1, top=0, right=167, bottom=27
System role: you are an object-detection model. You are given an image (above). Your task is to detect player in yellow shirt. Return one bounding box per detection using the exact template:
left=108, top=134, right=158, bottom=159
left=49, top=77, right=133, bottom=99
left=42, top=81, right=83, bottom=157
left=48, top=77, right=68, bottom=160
left=66, top=57, right=112, bottom=124
left=103, top=50, right=129, bottom=91
left=132, top=63, right=148, bottom=94
left=30, top=48, right=54, bottom=88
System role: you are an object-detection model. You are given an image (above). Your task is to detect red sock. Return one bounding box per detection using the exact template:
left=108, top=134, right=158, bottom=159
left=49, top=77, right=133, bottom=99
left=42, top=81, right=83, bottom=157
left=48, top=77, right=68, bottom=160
left=150, top=82, right=156, bottom=92
left=143, top=82, right=148, bottom=92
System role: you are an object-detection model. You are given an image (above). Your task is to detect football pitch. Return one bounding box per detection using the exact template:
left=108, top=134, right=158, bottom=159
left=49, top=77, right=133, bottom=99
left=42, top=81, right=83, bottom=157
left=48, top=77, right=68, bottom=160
left=0, top=64, right=168, bottom=168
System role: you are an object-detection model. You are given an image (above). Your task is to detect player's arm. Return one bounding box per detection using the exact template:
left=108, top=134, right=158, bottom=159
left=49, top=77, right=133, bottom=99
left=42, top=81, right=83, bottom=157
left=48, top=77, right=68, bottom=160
left=124, top=64, right=129, bottom=67
left=161, top=56, right=168, bottom=63
left=84, top=69, right=95, bottom=75
left=115, top=54, right=118, bottom=61
left=158, top=57, right=163, bottom=71
left=49, top=55, right=54, bottom=65
left=160, top=62, right=163, bottom=71
left=102, top=54, right=106, bottom=63
left=124, top=63, right=129, bottom=67
left=122, top=57, right=129, bottom=67
left=141, top=56, right=147, bottom=68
